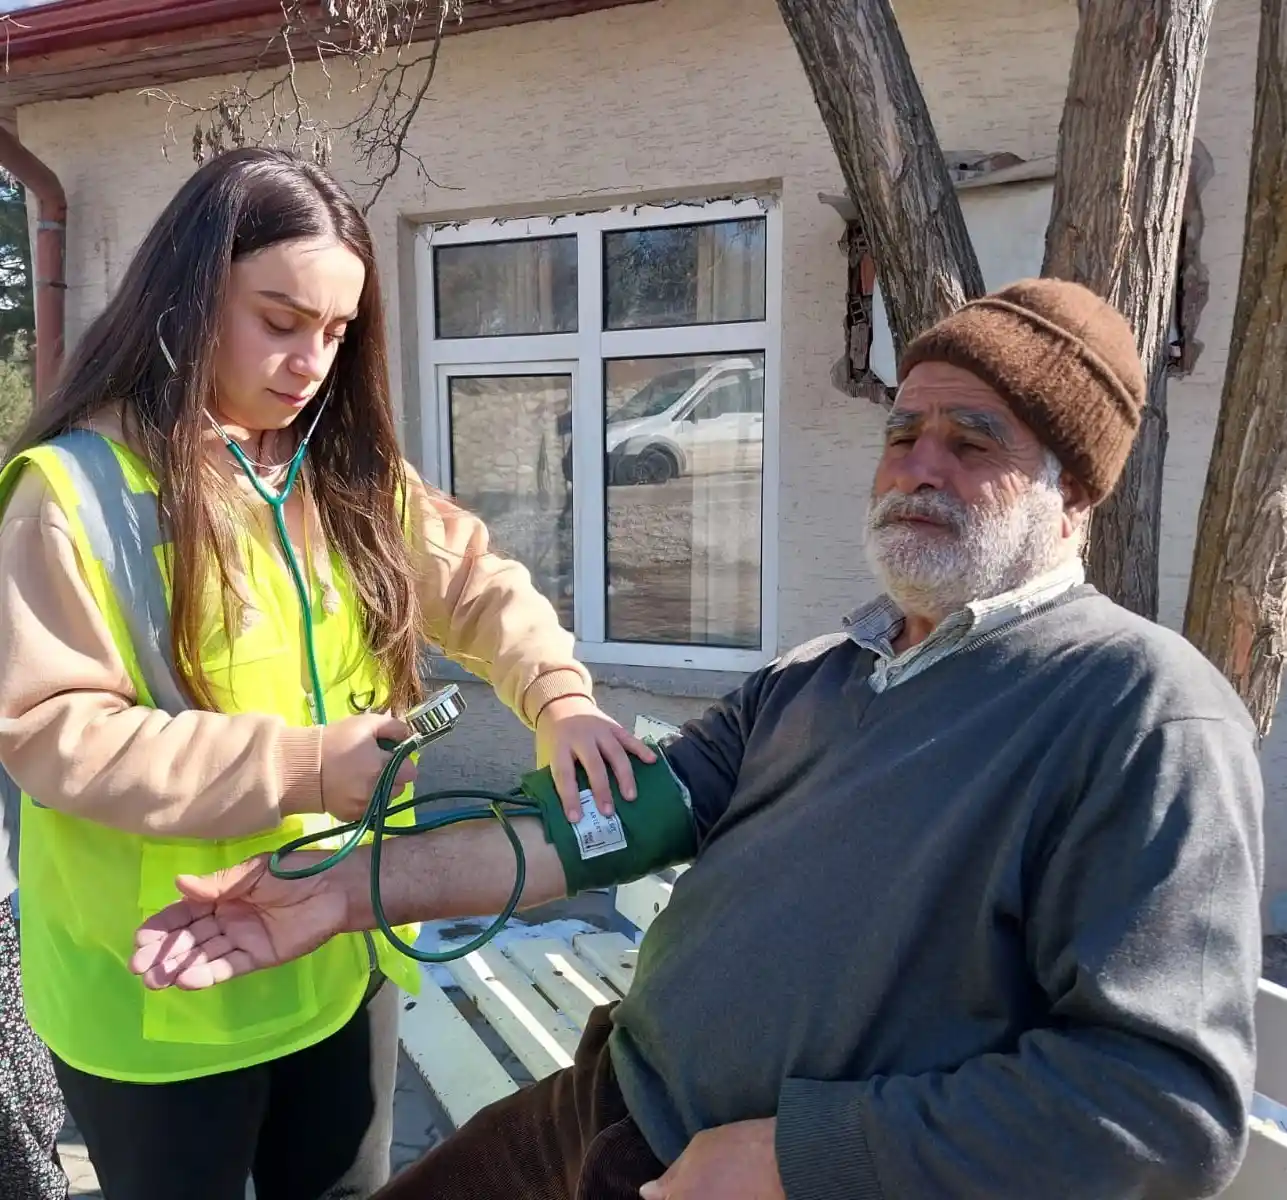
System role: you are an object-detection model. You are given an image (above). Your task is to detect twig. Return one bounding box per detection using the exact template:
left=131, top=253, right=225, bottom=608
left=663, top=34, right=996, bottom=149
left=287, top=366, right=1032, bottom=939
left=0, top=14, right=32, bottom=74
left=141, top=1, right=463, bottom=211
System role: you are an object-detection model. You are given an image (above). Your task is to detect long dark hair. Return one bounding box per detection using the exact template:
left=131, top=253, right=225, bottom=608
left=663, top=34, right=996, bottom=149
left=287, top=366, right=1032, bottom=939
left=11, top=147, right=424, bottom=714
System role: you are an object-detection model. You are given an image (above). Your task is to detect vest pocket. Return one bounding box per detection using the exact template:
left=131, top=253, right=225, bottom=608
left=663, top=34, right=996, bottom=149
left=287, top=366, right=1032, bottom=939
left=136, top=837, right=330, bottom=1046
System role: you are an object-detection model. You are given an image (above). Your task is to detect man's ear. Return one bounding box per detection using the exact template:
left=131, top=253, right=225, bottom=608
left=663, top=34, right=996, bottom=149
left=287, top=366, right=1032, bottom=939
left=1059, top=472, right=1094, bottom=544
left=1059, top=471, right=1092, bottom=515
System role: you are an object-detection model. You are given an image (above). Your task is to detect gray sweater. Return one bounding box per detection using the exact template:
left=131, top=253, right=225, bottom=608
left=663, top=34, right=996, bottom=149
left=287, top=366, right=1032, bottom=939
left=610, top=586, right=1264, bottom=1199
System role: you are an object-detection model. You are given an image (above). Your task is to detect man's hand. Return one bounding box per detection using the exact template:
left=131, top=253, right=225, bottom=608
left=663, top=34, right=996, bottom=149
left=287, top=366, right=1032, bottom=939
left=128, top=853, right=348, bottom=991
left=535, top=695, right=656, bottom=822
left=638, top=1119, right=785, bottom=1200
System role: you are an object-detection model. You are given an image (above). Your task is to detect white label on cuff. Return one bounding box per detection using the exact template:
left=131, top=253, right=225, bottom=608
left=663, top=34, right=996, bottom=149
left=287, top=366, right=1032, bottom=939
left=574, top=789, right=628, bottom=860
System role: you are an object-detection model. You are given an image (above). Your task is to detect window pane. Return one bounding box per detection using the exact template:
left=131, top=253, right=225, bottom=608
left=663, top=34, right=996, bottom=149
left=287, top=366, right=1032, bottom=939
left=435, top=237, right=578, bottom=338
left=604, top=219, right=766, bottom=330
left=604, top=353, right=764, bottom=648
left=448, top=375, right=574, bottom=628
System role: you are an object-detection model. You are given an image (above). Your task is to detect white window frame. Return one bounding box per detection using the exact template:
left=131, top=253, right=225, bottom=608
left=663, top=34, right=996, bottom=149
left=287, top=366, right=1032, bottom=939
left=414, top=196, right=782, bottom=672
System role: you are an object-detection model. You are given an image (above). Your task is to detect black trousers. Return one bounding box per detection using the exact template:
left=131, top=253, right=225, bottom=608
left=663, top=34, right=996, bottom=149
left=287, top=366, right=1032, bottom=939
left=52, top=979, right=398, bottom=1200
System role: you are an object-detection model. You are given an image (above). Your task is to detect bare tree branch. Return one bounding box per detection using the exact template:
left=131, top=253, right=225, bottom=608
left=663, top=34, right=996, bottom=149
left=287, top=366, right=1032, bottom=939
left=142, top=1, right=464, bottom=212
left=0, top=14, right=32, bottom=73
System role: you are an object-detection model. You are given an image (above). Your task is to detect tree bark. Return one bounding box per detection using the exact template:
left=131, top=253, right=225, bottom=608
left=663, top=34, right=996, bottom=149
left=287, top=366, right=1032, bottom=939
left=1042, top=0, right=1217, bottom=619
left=1183, top=0, right=1287, bottom=739
left=775, top=0, right=984, bottom=361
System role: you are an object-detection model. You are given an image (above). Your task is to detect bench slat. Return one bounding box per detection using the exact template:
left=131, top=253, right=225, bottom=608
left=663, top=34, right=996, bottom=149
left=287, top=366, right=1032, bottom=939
left=446, top=948, right=581, bottom=1080
left=507, top=937, right=624, bottom=1029
left=1219, top=1119, right=1287, bottom=1197
left=1256, top=979, right=1287, bottom=1101
left=615, top=874, right=678, bottom=935
left=573, top=931, right=640, bottom=995
left=398, top=969, right=519, bottom=1128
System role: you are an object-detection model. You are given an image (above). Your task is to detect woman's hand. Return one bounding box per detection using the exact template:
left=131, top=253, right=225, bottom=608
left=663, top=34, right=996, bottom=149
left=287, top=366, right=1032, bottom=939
left=320, top=712, right=418, bottom=821
left=535, top=696, right=656, bottom=822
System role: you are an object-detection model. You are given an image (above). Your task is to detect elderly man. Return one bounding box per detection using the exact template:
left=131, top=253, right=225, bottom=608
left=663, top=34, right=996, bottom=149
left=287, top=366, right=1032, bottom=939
left=131, top=279, right=1264, bottom=1200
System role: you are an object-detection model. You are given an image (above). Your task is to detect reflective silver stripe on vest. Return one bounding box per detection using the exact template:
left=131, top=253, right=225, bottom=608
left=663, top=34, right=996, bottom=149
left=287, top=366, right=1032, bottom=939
left=46, top=430, right=191, bottom=716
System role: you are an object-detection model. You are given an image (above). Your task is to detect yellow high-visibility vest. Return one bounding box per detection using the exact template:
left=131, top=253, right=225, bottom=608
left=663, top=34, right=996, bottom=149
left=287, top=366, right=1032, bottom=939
left=0, top=430, right=420, bottom=1083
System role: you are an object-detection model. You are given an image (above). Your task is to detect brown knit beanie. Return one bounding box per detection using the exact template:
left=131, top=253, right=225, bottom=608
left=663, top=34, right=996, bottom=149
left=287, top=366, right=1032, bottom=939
left=897, top=278, right=1146, bottom=504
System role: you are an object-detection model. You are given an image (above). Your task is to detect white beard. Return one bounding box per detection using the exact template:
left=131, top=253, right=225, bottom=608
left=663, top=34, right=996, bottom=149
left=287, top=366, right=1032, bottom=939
left=863, top=454, right=1070, bottom=619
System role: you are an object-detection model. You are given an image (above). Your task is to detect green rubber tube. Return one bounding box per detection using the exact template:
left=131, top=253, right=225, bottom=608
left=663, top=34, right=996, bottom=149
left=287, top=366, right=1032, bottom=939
left=266, top=736, right=696, bottom=962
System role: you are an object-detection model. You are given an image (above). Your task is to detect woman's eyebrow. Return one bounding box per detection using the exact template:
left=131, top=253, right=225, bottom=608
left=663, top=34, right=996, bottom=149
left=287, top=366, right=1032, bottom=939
left=256, top=289, right=357, bottom=323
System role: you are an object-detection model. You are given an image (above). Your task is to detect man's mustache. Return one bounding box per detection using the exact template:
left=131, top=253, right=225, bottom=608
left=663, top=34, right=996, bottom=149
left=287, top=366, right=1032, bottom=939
left=868, top=490, right=968, bottom=534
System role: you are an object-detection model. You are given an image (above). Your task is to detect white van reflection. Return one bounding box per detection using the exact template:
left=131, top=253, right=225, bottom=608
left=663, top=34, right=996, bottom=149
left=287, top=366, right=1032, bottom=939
left=601, top=357, right=764, bottom=485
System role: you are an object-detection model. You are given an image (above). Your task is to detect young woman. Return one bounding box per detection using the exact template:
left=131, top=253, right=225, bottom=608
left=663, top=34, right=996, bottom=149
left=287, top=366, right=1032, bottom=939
left=0, top=147, right=650, bottom=1200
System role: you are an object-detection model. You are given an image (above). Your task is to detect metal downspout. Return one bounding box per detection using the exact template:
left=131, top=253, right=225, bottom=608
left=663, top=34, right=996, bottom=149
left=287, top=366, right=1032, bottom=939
left=0, top=123, right=65, bottom=403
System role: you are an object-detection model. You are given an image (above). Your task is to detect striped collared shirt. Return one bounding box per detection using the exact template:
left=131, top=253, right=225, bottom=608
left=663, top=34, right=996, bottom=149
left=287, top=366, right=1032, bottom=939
left=843, top=558, right=1087, bottom=693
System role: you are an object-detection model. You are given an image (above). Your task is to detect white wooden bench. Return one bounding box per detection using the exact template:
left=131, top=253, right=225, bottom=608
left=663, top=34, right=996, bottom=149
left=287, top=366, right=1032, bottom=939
left=1223, top=978, right=1287, bottom=1197
left=397, top=888, right=1287, bottom=1195
left=395, top=714, right=683, bottom=1129
left=397, top=874, right=674, bottom=1129
left=394, top=721, right=1287, bottom=1195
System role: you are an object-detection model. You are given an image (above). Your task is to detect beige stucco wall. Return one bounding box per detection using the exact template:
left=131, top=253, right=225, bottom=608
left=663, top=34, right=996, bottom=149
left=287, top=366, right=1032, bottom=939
left=15, top=0, right=1280, bottom=922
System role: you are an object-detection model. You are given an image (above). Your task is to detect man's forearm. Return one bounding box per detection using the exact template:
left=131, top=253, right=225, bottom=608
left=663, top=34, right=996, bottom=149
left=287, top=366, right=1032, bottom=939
left=777, top=1026, right=1249, bottom=1197
left=334, top=815, right=569, bottom=933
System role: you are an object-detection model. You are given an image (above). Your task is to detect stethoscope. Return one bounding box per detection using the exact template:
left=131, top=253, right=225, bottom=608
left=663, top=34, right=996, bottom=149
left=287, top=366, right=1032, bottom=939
left=158, top=319, right=336, bottom=725
left=156, top=322, right=542, bottom=966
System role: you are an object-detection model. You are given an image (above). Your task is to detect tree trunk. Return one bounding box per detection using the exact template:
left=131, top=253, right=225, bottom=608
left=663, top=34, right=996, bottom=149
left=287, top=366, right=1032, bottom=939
left=775, top=0, right=984, bottom=360
left=1183, top=0, right=1287, bottom=739
left=1042, top=0, right=1217, bottom=620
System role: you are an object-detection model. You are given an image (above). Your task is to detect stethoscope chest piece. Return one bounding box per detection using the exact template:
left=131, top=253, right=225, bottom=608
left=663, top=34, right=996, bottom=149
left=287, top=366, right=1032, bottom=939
left=406, top=684, right=467, bottom=742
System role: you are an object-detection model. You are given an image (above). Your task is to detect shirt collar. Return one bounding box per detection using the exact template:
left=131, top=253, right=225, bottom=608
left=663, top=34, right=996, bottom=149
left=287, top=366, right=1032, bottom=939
left=843, top=556, right=1087, bottom=663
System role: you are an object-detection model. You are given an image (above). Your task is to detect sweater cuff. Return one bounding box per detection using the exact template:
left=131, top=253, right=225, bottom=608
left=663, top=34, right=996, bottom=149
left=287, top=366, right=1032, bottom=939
left=777, top=1078, right=883, bottom=1199
left=521, top=668, right=594, bottom=728
left=276, top=725, right=325, bottom=816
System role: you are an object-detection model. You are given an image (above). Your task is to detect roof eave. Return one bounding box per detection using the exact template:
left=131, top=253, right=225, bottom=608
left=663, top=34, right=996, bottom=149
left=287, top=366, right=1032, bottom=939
left=0, top=0, right=650, bottom=108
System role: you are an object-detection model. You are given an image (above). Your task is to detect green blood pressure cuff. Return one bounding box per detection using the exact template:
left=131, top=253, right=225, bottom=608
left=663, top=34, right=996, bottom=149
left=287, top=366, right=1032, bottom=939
left=516, top=738, right=698, bottom=896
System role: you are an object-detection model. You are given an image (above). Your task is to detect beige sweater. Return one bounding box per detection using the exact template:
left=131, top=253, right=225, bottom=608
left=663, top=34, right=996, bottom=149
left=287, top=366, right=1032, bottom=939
left=0, top=413, right=592, bottom=841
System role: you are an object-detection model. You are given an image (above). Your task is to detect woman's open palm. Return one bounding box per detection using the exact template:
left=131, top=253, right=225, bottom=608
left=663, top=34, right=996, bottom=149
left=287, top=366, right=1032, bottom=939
left=129, top=854, right=348, bottom=991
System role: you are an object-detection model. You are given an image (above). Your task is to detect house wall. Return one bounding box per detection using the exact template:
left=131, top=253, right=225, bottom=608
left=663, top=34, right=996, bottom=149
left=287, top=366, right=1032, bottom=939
left=15, top=0, right=1281, bottom=923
